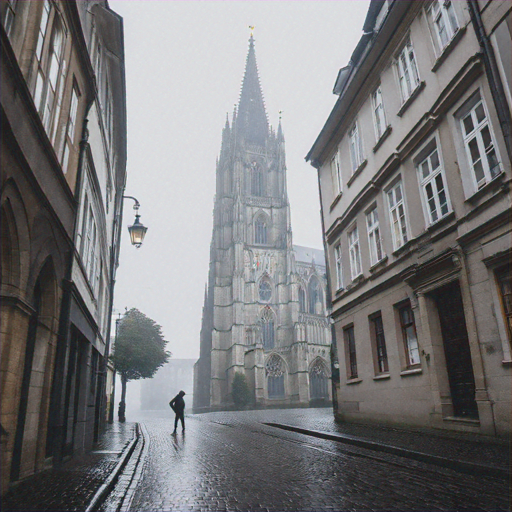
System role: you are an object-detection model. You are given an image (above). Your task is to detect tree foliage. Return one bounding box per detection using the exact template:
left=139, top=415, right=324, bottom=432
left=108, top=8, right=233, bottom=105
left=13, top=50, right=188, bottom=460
left=232, top=372, right=252, bottom=409
left=111, top=308, right=170, bottom=382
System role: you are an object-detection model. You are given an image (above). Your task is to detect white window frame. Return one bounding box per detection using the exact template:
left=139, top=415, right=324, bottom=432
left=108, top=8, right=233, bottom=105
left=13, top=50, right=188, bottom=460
left=4, top=0, right=18, bottom=38
left=61, top=83, right=80, bottom=173
left=334, top=243, right=343, bottom=290
left=460, top=96, right=502, bottom=191
left=387, top=180, right=409, bottom=251
left=348, top=226, right=362, bottom=280
left=396, top=38, right=420, bottom=104
left=371, top=86, right=387, bottom=141
left=331, top=151, right=342, bottom=197
left=428, top=0, right=459, bottom=54
left=349, top=121, right=364, bottom=174
left=366, top=207, right=384, bottom=266
left=415, top=137, right=452, bottom=225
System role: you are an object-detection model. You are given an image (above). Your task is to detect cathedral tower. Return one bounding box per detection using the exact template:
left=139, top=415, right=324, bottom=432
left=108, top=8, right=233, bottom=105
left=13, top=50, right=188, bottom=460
left=194, top=36, right=331, bottom=411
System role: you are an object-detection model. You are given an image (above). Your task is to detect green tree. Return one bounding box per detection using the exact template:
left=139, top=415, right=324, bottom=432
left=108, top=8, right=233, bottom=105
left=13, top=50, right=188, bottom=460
left=232, top=372, right=252, bottom=409
left=110, top=308, right=170, bottom=421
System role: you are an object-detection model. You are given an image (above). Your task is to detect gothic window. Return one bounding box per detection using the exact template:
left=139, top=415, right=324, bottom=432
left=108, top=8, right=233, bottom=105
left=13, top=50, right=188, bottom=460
left=255, top=216, right=268, bottom=245
left=299, top=287, right=306, bottom=313
left=260, top=308, right=275, bottom=350
left=259, top=279, right=272, bottom=303
left=309, top=359, right=329, bottom=399
left=266, top=354, right=284, bottom=398
left=33, top=4, right=67, bottom=135
left=308, top=277, right=323, bottom=315
left=251, top=162, right=264, bottom=196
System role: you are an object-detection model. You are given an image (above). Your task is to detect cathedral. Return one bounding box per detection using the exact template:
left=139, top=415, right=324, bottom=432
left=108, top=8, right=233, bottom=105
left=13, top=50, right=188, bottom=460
left=193, top=36, right=332, bottom=412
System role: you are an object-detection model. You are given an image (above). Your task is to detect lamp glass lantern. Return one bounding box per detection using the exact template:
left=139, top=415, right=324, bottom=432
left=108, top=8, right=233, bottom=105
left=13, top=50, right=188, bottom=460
left=128, top=213, right=148, bottom=248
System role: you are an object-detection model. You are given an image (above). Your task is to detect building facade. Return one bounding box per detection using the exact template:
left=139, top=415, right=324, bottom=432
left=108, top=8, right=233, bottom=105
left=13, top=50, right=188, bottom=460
left=194, top=37, right=332, bottom=412
left=307, top=0, right=511, bottom=437
left=0, top=0, right=126, bottom=491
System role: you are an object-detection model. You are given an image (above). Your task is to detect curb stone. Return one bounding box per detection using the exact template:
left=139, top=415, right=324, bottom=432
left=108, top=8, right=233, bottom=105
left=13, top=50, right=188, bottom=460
left=265, top=422, right=511, bottom=480
left=85, top=423, right=140, bottom=512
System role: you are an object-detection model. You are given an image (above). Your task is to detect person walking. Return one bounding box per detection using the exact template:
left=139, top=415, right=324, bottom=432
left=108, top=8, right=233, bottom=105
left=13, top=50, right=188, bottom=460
left=169, top=390, right=186, bottom=434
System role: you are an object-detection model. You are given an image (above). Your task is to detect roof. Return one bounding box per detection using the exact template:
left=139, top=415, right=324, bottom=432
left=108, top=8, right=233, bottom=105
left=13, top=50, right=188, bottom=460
left=293, top=245, right=325, bottom=266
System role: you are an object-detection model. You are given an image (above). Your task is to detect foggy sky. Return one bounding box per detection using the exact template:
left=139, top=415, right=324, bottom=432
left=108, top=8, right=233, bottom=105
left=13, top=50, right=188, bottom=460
left=109, top=1, right=370, bottom=361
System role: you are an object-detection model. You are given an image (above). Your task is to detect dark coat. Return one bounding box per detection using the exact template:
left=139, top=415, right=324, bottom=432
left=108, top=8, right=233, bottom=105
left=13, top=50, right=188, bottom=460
left=169, top=394, right=185, bottom=413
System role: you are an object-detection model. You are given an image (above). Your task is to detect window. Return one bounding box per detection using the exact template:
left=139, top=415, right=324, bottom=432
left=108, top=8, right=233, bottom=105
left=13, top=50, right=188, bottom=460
left=344, top=326, right=358, bottom=379
left=331, top=151, right=342, bottom=196
left=335, top=243, right=343, bottom=290
left=366, top=208, right=383, bottom=266
left=255, top=216, right=267, bottom=245
left=461, top=97, right=501, bottom=190
left=298, top=287, right=306, bottom=312
left=349, top=122, right=364, bottom=173
left=251, top=162, right=263, bottom=196
left=308, top=277, right=323, bottom=315
left=61, top=84, right=80, bottom=173
left=387, top=181, right=408, bottom=250
left=371, top=86, right=387, bottom=141
left=370, top=314, right=388, bottom=374
left=399, top=304, right=420, bottom=366
left=266, top=355, right=284, bottom=398
left=259, top=280, right=272, bottom=302
left=348, top=226, right=362, bottom=279
left=496, top=266, right=512, bottom=346
left=428, top=0, right=459, bottom=53
left=4, top=0, right=17, bottom=37
left=309, top=359, right=329, bottom=399
left=417, top=140, right=451, bottom=224
left=260, top=308, right=275, bottom=350
left=397, top=39, right=420, bottom=103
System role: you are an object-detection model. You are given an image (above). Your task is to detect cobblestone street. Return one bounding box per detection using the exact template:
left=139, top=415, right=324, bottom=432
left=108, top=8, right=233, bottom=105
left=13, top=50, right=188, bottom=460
left=105, top=409, right=510, bottom=512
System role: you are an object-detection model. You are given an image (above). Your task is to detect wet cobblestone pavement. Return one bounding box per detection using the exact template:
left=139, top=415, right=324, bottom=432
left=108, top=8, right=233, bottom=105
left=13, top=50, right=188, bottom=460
left=123, top=409, right=510, bottom=512
left=1, top=422, right=136, bottom=512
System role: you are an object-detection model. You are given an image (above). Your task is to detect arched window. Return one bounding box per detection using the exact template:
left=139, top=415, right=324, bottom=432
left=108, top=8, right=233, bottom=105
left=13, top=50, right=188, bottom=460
left=308, top=277, right=324, bottom=315
left=251, top=163, right=263, bottom=196
left=266, top=354, right=284, bottom=398
left=309, top=359, right=329, bottom=400
left=260, top=308, right=275, bottom=350
left=33, top=6, right=66, bottom=135
left=255, top=216, right=267, bottom=245
left=299, top=287, right=306, bottom=313
left=259, top=279, right=272, bottom=302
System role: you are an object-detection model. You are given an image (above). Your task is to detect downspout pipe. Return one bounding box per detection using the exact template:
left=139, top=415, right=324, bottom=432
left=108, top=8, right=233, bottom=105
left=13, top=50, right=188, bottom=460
left=467, top=0, right=512, bottom=161
left=312, top=159, right=340, bottom=417
left=50, top=104, right=93, bottom=466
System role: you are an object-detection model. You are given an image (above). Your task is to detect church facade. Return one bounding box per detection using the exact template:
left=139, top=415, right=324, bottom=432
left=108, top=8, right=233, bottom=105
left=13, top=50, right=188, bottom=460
left=193, top=37, right=332, bottom=412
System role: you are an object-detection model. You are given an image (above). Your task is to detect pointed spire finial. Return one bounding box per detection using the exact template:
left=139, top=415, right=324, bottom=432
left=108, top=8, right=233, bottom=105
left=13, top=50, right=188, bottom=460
left=249, top=25, right=255, bottom=37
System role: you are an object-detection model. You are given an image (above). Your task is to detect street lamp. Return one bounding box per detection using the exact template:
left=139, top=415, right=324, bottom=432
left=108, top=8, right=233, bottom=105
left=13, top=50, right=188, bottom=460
left=123, top=195, right=148, bottom=248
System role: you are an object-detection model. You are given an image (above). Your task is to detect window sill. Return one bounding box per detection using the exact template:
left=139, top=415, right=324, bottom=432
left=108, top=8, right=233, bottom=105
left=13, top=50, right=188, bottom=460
left=397, top=81, right=426, bottom=117
left=373, top=374, right=390, bottom=381
left=442, top=416, right=480, bottom=426
left=373, top=125, right=392, bottom=153
left=426, top=211, right=456, bottom=232
left=369, top=255, right=388, bottom=273
left=400, top=367, right=422, bottom=377
left=464, top=171, right=505, bottom=204
left=391, top=238, right=414, bottom=258
left=349, top=274, right=365, bottom=286
left=431, top=27, right=466, bottom=73
left=347, top=159, right=367, bottom=188
left=502, top=360, right=512, bottom=367
left=346, top=377, right=362, bottom=385
left=330, top=191, right=343, bottom=212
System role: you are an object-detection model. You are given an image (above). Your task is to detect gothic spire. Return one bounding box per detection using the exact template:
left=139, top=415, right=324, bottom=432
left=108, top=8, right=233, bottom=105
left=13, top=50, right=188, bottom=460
left=236, top=35, right=268, bottom=146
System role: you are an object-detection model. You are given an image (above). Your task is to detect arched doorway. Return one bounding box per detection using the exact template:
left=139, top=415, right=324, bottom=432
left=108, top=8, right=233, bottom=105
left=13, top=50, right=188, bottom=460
left=10, top=259, right=57, bottom=481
